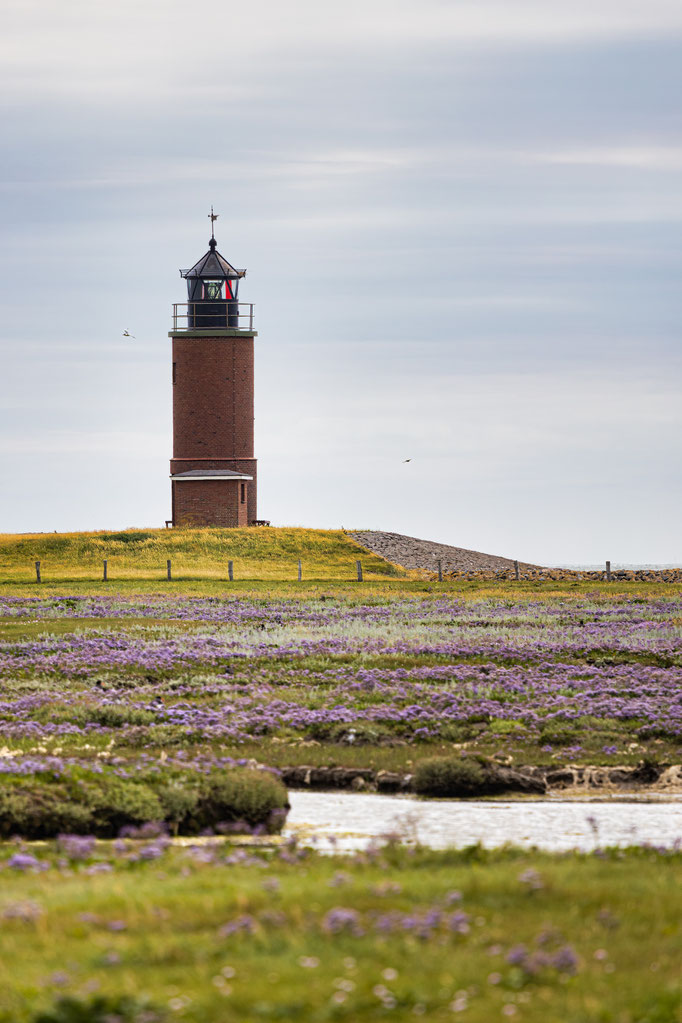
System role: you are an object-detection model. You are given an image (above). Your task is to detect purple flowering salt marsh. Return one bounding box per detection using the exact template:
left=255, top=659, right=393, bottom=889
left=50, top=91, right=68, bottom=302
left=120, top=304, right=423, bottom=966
left=0, top=592, right=680, bottom=768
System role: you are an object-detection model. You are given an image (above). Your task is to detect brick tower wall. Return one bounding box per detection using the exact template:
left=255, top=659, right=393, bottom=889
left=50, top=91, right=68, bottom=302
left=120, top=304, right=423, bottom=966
left=170, top=332, right=257, bottom=525
left=172, top=479, right=248, bottom=528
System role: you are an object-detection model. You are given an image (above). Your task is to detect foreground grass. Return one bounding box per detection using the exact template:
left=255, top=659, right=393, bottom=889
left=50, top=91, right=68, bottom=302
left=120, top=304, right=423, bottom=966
left=1, top=577, right=680, bottom=601
left=0, top=842, right=679, bottom=1022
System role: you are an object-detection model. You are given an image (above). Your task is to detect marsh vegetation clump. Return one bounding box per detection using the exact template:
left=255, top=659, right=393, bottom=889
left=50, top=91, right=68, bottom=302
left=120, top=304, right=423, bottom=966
left=413, top=755, right=487, bottom=796
left=0, top=759, right=288, bottom=839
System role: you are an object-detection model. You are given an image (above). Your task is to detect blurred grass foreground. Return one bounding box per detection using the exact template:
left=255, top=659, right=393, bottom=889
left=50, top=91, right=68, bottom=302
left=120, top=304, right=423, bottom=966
left=0, top=841, right=680, bottom=1022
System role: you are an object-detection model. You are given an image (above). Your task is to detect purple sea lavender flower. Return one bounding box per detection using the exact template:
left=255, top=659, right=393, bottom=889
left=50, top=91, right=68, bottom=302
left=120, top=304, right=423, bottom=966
left=552, top=945, right=580, bottom=975
left=219, top=914, right=257, bottom=937
left=7, top=852, right=42, bottom=872
left=506, top=944, right=528, bottom=967
left=448, top=911, right=471, bottom=934
left=322, top=907, right=364, bottom=936
left=139, top=838, right=170, bottom=860
left=57, top=834, right=96, bottom=860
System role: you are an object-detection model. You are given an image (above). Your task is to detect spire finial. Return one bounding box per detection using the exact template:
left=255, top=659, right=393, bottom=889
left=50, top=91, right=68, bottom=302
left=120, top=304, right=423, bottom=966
left=208, top=206, right=219, bottom=241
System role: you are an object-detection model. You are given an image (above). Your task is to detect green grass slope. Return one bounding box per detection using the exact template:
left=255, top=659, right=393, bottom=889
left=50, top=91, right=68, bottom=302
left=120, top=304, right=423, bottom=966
left=0, top=527, right=405, bottom=583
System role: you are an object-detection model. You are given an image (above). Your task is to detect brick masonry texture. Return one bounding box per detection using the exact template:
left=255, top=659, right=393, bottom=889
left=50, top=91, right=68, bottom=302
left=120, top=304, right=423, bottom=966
left=171, top=333, right=257, bottom=525
left=348, top=531, right=543, bottom=573
left=172, top=479, right=248, bottom=528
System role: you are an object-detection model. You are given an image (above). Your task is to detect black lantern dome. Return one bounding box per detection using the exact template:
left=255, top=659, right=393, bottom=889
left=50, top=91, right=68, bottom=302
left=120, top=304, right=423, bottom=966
left=180, top=214, right=246, bottom=328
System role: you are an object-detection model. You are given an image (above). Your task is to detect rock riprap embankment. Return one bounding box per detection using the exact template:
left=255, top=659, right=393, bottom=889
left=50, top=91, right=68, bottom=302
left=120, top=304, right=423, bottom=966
left=348, top=531, right=542, bottom=574
left=280, top=762, right=682, bottom=795
left=348, top=531, right=682, bottom=581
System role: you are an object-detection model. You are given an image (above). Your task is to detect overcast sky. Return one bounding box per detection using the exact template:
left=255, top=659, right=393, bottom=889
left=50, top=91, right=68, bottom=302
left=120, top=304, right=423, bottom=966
left=1, top=0, right=681, bottom=564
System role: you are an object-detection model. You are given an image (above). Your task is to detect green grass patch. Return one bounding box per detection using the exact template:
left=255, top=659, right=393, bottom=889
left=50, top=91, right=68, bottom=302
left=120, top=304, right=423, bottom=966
left=0, top=843, right=679, bottom=1022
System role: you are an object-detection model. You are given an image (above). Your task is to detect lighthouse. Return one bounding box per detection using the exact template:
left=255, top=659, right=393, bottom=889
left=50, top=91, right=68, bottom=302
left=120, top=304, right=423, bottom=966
left=169, top=211, right=258, bottom=527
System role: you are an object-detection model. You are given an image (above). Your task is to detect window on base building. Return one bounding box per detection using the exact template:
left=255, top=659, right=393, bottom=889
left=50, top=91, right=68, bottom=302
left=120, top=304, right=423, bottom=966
left=240, top=483, right=246, bottom=504
left=172, top=362, right=176, bottom=384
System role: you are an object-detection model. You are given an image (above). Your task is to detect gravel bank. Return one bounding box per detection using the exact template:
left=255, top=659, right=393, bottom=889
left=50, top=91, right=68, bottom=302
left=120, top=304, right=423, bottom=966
left=348, top=530, right=542, bottom=574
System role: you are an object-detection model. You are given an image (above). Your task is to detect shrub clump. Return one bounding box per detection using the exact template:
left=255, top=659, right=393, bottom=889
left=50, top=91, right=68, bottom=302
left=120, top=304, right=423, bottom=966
left=414, top=755, right=545, bottom=797
left=414, top=756, right=487, bottom=797
left=0, top=760, right=289, bottom=839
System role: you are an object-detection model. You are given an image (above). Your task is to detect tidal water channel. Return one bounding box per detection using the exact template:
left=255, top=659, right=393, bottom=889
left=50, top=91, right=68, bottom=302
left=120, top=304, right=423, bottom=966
left=284, top=791, right=682, bottom=852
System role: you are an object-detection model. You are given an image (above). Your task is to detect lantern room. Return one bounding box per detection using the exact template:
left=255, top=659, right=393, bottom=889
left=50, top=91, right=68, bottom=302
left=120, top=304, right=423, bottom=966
left=179, top=235, right=246, bottom=329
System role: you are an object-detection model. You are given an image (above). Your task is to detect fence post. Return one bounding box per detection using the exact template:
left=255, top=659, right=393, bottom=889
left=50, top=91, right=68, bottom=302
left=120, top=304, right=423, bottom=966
left=606, top=560, right=612, bottom=582
left=166, top=559, right=172, bottom=581
left=35, top=561, right=41, bottom=584
left=228, top=560, right=234, bottom=582
left=356, top=560, right=363, bottom=582
left=297, top=559, right=302, bottom=582
left=514, top=560, right=520, bottom=581
left=103, top=559, right=108, bottom=582
left=437, top=559, right=443, bottom=582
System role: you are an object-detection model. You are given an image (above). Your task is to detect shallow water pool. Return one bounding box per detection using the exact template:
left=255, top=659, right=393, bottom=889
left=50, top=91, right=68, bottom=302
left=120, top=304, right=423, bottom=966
left=284, top=790, right=682, bottom=852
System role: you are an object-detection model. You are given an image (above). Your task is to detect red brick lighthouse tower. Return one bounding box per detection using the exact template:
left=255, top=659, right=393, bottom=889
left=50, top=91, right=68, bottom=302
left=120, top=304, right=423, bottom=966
left=169, top=210, right=257, bottom=527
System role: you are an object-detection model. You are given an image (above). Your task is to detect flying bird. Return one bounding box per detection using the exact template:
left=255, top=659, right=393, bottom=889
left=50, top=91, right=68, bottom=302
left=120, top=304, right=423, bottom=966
left=122, top=330, right=136, bottom=339
left=403, top=458, right=412, bottom=463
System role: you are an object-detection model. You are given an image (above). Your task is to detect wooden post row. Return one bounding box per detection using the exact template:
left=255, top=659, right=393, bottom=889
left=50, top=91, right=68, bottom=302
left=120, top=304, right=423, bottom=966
left=297, top=559, right=302, bottom=582
left=167, top=559, right=172, bottom=581
left=228, top=561, right=234, bottom=582
left=514, top=560, right=520, bottom=581
left=103, top=559, right=108, bottom=582
left=437, top=559, right=443, bottom=582
left=35, top=561, right=41, bottom=584
left=356, top=560, right=363, bottom=582
left=606, top=560, right=612, bottom=582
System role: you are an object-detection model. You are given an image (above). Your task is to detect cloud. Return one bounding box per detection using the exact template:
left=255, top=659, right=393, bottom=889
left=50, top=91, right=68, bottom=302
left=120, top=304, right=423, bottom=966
left=533, top=145, right=682, bottom=169
left=3, top=0, right=682, bottom=104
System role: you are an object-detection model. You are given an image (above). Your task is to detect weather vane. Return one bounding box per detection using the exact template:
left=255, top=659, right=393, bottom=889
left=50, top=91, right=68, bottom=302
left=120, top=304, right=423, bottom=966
left=208, top=206, right=219, bottom=240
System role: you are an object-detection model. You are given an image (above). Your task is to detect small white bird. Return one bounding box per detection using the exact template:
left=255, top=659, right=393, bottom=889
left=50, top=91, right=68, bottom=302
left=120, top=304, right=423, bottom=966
left=123, top=330, right=136, bottom=339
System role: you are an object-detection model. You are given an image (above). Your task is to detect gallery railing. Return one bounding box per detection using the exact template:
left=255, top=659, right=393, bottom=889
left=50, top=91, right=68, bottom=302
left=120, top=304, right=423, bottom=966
left=171, top=302, right=255, bottom=331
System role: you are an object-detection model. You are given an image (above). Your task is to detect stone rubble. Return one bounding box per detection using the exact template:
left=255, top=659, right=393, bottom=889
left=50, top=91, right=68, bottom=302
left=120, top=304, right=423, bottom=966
left=348, top=530, right=541, bottom=574
left=348, top=530, right=682, bottom=581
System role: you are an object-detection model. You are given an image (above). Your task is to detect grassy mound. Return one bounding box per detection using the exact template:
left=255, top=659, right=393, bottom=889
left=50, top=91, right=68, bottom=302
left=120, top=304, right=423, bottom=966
left=0, top=527, right=404, bottom=582
left=0, top=760, right=289, bottom=839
